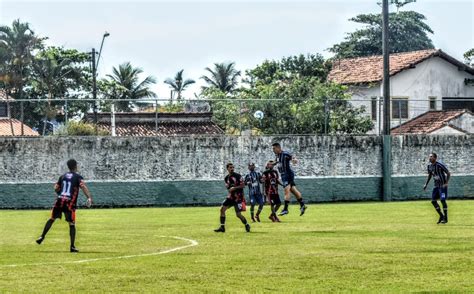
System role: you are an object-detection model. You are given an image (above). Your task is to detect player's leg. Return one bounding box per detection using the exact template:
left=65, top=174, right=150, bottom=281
left=279, top=185, right=291, bottom=216
left=214, top=204, right=229, bottom=232
left=440, top=187, right=448, bottom=223
left=234, top=204, right=250, bottom=232
left=63, top=208, right=79, bottom=252
left=249, top=195, right=256, bottom=222
left=269, top=203, right=276, bottom=222
left=255, top=194, right=263, bottom=222
left=272, top=196, right=282, bottom=222
left=290, top=184, right=307, bottom=216
left=431, top=188, right=444, bottom=224
left=36, top=206, right=59, bottom=244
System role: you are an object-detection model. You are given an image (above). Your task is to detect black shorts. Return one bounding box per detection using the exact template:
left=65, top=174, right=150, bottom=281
left=268, top=194, right=281, bottom=205
left=51, top=198, right=76, bottom=223
left=222, top=198, right=245, bottom=212
left=281, top=173, right=296, bottom=188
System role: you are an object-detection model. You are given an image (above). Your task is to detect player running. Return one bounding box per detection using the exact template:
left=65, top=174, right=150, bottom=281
left=36, top=159, right=93, bottom=252
left=272, top=142, right=307, bottom=216
left=244, top=163, right=264, bottom=222
left=214, top=163, right=251, bottom=233
left=423, top=152, right=451, bottom=224
left=262, top=160, right=282, bottom=222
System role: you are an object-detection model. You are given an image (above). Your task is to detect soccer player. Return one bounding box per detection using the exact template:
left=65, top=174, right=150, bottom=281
left=214, top=163, right=251, bottom=233
left=262, top=161, right=282, bottom=222
left=272, top=142, right=307, bottom=216
left=244, top=163, right=264, bottom=222
left=36, top=159, right=93, bottom=252
left=423, top=152, right=451, bottom=224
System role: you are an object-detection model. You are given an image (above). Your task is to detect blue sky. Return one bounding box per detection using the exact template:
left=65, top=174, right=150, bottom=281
left=0, top=0, right=473, bottom=98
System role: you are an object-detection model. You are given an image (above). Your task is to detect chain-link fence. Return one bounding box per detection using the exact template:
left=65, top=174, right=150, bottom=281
left=1, top=97, right=473, bottom=136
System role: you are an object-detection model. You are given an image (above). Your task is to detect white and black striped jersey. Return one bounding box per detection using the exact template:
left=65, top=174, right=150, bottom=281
left=244, top=171, right=263, bottom=196
left=427, top=161, right=450, bottom=188
left=275, top=151, right=293, bottom=175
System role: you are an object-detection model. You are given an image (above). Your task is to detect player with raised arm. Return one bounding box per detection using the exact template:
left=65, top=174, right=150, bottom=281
left=423, top=152, right=451, bottom=224
left=36, top=159, right=93, bottom=252
left=272, top=143, right=307, bottom=216
left=214, top=163, right=251, bottom=233
left=244, top=163, right=264, bottom=222
left=262, top=160, right=282, bottom=222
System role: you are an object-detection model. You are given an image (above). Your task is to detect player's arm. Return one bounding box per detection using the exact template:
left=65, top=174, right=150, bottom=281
left=54, top=176, right=62, bottom=193
left=80, top=180, right=93, bottom=207
left=230, top=179, right=245, bottom=192
left=423, top=173, right=432, bottom=191
left=444, top=170, right=451, bottom=187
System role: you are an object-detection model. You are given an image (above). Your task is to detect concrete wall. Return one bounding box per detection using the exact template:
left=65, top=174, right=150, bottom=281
left=0, top=135, right=472, bottom=208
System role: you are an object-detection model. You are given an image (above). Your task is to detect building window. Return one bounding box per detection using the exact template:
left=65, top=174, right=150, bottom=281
left=371, top=97, right=377, bottom=120
left=0, top=103, right=7, bottom=117
left=429, top=97, right=437, bottom=110
left=392, top=98, right=408, bottom=119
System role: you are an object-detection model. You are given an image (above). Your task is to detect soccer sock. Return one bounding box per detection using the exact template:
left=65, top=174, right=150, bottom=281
left=441, top=200, right=448, bottom=220
left=257, top=205, right=263, bottom=216
left=297, top=198, right=305, bottom=207
left=41, top=219, right=54, bottom=238
left=240, top=217, right=248, bottom=225
left=220, top=216, right=226, bottom=227
left=431, top=201, right=443, bottom=217
left=284, top=200, right=289, bottom=211
left=250, top=206, right=255, bottom=218
left=69, top=225, right=76, bottom=248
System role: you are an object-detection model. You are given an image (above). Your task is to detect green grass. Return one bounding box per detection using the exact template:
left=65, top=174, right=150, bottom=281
left=1, top=201, right=474, bottom=293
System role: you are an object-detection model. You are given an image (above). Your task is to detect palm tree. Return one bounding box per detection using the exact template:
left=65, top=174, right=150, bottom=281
left=164, top=69, right=195, bottom=101
left=106, top=62, right=157, bottom=111
left=0, top=19, right=44, bottom=135
left=201, top=62, right=240, bottom=93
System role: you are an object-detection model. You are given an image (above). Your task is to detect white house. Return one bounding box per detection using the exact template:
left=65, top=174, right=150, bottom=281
left=328, top=49, right=474, bottom=134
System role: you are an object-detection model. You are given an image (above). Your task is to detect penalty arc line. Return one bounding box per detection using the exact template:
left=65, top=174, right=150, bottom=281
left=0, top=236, right=198, bottom=268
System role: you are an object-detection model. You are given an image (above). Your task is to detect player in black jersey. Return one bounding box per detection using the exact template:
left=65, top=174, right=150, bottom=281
left=36, top=159, right=93, bottom=252
left=423, top=153, right=451, bottom=224
left=214, top=163, right=251, bottom=233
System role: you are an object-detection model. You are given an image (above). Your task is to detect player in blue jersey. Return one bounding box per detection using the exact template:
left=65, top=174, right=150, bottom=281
left=423, top=152, right=451, bottom=224
left=272, top=143, right=307, bottom=216
left=36, top=159, right=93, bottom=252
left=244, top=163, right=264, bottom=222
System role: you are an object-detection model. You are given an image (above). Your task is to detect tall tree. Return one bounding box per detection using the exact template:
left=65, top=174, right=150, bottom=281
left=464, top=48, right=474, bottom=67
left=106, top=62, right=157, bottom=111
left=201, top=62, right=240, bottom=93
left=164, top=69, right=195, bottom=100
left=329, top=11, right=434, bottom=59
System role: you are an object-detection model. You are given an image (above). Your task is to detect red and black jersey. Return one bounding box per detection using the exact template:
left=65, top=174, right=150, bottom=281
left=262, top=170, right=279, bottom=196
left=224, top=172, right=245, bottom=201
left=55, top=172, right=85, bottom=210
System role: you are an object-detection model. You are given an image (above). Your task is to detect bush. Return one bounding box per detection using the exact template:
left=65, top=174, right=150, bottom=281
left=55, top=121, right=110, bottom=136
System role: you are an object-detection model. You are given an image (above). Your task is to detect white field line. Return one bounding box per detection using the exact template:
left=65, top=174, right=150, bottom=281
left=0, top=236, right=198, bottom=268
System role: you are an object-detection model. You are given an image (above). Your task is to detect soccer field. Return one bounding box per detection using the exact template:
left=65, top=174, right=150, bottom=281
left=1, top=201, right=473, bottom=293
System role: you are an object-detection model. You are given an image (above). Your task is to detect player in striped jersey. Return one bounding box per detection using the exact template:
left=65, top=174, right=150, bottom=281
left=423, top=153, right=451, bottom=224
left=244, top=163, right=264, bottom=222
left=36, top=159, right=93, bottom=252
left=272, top=143, right=307, bottom=216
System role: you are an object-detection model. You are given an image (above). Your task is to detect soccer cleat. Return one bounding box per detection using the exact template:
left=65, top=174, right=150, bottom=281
left=269, top=215, right=276, bottom=222
left=70, top=246, right=79, bottom=253
left=251, top=216, right=256, bottom=222
left=255, top=214, right=261, bottom=222
left=279, top=209, right=289, bottom=216
left=274, top=215, right=281, bottom=222
left=214, top=226, right=225, bottom=233
left=36, top=236, right=44, bottom=245
left=245, top=223, right=251, bottom=232
left=437, top=215, right=444, bottom=224
left=300, top=205, right=307, bottom=216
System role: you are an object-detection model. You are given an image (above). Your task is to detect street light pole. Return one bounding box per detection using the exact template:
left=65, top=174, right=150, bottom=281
left=91, top=32, right=110, bottom=135
left=382, top=0, right=392, bottom=202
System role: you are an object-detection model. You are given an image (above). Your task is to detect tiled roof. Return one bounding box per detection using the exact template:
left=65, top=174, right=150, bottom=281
left=0, top=90, right=14, bottom=101
left=391, top=110, right=471, bottom=134
left=0, top=119, right=39, bottom=136
left=328, top=49, right=474, bottom=84
left=99, top=121, right=224, bottom=136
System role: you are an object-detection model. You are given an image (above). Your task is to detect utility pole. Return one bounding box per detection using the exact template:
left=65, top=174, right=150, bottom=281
left=382, top=0, right=392, bottom=202
left=92, top=48, right=98, bottom=134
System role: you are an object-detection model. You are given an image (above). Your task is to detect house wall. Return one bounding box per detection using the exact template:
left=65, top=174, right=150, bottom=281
left=449, top=113, right=474, bottom=134
left=0, top=135, right=472, bottom=208
left=430, top=126, right=465, bottom=135
left=349, top=56, right=474, bottom=134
